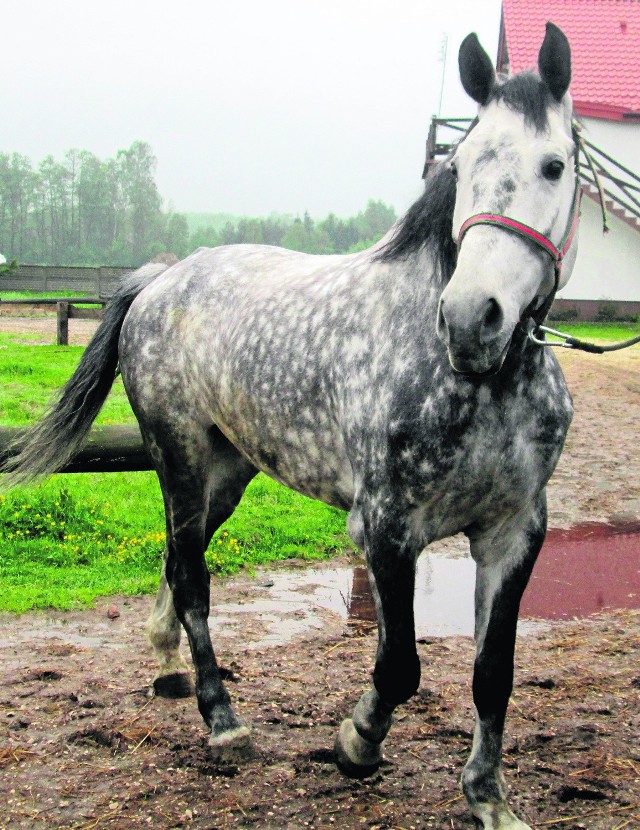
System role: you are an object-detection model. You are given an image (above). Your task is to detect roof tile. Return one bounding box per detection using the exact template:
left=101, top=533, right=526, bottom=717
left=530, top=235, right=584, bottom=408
left=501, top=0, right=640, bottom=119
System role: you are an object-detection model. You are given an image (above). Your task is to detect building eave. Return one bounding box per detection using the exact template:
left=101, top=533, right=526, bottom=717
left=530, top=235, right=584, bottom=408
left=575, top=102, right=640, bottom=122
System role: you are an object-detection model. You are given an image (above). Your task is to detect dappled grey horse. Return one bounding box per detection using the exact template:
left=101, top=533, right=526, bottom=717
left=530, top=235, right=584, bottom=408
left=3, top=24, right=579, bottom=829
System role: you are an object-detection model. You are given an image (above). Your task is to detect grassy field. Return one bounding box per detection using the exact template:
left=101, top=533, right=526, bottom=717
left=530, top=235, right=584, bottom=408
left=0, top=331, right=353, bottom=612
left=0, top=290, right=91, bottom=300
left=545, top=321, right=639, bottom=341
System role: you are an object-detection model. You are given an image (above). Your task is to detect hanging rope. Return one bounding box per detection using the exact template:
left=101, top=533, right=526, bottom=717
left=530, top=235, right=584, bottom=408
left=573, top=119, right=610, bottom=235
left=528, top=123, right=638, bottom=354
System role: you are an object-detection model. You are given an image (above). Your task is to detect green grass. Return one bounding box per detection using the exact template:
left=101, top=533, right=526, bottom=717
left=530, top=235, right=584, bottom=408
left=546, top=321, right=639, bottom=342
left=0, top=473, right=351, bottom=613
left=0, top=334, right=354, bottom=612
left=0, top=290, right=91, bottom=300
left=0, top=338, right=132, bottom=425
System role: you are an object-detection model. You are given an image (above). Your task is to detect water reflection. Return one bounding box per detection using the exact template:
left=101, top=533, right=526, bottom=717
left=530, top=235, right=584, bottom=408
left=344, top=521, right=640, bottom=634
left=347, top=555, right=476, bottom=638
left=522, top=521, right=640, bottom=620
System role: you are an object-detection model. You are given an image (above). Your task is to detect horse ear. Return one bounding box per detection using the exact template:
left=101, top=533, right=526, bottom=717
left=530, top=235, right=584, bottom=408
left=458, top=33, right=496, bottom=106
left=538, top=22, right=571, bottom=101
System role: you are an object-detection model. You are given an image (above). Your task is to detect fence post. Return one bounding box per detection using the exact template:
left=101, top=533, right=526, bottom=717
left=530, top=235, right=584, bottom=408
left=57, top=301, right=69, bottom=346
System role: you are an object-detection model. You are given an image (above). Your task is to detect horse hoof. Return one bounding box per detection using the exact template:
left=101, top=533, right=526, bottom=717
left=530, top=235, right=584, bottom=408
left=208, top=725, right=254, bottom=761
left=471, top=804, right=532, bottom=830
left=334, top=718, right=383, bottom=779
left=153, top=672, right=194, bottom=698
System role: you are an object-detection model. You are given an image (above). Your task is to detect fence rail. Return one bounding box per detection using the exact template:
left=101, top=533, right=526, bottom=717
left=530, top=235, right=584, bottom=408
left=0, top=298, right=106, bottom=345
left=0, top=424, right=152, bottom=474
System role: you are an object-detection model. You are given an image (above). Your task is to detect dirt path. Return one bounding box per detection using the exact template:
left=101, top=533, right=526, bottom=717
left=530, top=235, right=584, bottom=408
left=1, top=599, right=638, bottom=830
left=0, top=318, right=639, bottom=829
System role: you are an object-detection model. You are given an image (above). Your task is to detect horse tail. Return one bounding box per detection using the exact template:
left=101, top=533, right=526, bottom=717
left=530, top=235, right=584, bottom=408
left=0, top=262, right=168, bottom=487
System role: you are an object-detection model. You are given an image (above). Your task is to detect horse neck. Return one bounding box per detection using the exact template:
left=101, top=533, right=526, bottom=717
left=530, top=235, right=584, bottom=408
left=374, top=245, right=445, bottom=313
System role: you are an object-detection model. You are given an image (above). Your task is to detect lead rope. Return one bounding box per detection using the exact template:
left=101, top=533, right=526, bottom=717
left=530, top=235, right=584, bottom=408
left=529, top=325, right=640, bottom=353
left=531, top=121, right=639, bottom=354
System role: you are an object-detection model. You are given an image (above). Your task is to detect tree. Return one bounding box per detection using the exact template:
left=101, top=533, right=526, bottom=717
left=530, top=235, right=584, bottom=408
left=0, top=144, right=396, bottom=267
left=190, top=224, right=221, bottom=250
left=280, top=217, right=318, bottom=253
left=116, top=141, right=163, bottom=263
left=0, top=153, right=37, bottom=260
left=164, top=213, right=190, bottom=258
left=358, top=199, right=397, bottom=241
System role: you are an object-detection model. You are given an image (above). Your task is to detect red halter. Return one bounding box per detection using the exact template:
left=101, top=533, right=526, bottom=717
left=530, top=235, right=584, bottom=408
left=455, top=180, right=582, bottom=327
left=456, top=182, right=582, bottom=281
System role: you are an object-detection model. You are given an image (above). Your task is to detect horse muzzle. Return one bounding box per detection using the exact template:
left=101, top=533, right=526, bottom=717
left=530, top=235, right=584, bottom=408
left=436, top=291, right=514, bottom=377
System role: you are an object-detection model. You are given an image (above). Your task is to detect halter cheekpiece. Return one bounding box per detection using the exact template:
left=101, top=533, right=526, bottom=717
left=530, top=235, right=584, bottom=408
left=456, top=185, right=582, bottom=283
left=455, top=127, right=583, bottom=331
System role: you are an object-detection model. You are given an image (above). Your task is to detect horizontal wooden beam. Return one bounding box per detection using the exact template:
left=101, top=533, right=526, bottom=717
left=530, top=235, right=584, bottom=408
left=0, top=424, right=154, bottom=474
left=0, top=298, right=105, bottom=305
left=67, top=306, right=104, bottom=320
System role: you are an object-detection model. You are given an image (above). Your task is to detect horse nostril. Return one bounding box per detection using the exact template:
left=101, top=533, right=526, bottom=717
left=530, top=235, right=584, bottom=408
left=481, top=298, right=504, bottom=340
left=437, top=298, right=449, bottom=340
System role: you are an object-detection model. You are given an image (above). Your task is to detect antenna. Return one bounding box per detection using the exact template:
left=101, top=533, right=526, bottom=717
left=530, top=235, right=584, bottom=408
left=437, top=33, right=448, bottom=117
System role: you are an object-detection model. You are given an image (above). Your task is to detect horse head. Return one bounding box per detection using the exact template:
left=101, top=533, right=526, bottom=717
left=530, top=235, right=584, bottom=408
left=437, top=23, right=578, bottom=376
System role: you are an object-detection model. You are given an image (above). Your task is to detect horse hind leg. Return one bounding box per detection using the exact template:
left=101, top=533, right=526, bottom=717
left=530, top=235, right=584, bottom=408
left=146, top=564, right=193, bottom=698
left=146, top=447, right=257, bottom=698
left=145, top=424, right=257, bottom=755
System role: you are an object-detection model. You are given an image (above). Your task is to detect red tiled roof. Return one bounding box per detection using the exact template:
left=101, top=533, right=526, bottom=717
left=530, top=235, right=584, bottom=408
left=499, top=0, right=640, bottom=120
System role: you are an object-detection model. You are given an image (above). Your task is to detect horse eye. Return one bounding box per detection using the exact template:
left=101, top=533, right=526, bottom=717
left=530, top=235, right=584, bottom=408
left=449, top=161, right=458, bottom=180
left=542, top=159, right=565, bottom=181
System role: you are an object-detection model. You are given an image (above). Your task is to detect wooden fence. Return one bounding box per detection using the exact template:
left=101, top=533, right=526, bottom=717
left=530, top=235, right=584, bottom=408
left=0, top=298, right=106, bottom=345
left=0, top=424, right=152, bottom=474
left=55, top=301, right=105, bottom=345
left=0, top=264, right=132, bottom=298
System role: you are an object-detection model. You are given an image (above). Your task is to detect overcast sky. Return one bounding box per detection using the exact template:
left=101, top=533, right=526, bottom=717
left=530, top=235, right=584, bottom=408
left=3, top=0, right=505, bottom=217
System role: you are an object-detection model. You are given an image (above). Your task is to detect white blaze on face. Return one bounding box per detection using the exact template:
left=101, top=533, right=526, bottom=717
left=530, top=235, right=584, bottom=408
left=437, top=97, right=577, bottom=374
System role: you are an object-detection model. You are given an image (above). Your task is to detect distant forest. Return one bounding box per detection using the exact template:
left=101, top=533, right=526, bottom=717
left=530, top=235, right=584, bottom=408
left=0, top=143, right=396, bottom=267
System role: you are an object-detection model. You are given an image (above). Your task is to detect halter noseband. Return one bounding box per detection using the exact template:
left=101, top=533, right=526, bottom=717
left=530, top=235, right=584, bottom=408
left=455, top=132, right=582, bottom=330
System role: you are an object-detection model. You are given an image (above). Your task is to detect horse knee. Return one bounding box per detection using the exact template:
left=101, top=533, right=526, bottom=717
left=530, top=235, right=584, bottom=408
left=373, top=648, right=420, bottom=706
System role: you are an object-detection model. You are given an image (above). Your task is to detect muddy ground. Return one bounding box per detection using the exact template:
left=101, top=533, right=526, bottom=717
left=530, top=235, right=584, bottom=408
left=0, top=317, right=639, bottom=829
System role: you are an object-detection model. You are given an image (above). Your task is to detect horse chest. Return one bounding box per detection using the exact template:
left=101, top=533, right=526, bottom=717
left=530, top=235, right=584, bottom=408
left=380, top=367, right=572, bottom=537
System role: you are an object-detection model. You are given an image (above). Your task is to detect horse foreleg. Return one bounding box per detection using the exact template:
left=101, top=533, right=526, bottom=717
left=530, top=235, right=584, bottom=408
left=462, top=493, right=547, bottom=830
left=336, top=518, right=420, bottom=777
left=145, top=559, right=193, bottom=698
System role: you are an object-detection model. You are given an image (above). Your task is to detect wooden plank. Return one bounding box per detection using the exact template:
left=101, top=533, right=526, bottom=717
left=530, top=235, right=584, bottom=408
left=67, top=305, right=104, bottom=320
left=0, top=424, right=153, bottom=474
left=0, top=298, right=105, bottom=305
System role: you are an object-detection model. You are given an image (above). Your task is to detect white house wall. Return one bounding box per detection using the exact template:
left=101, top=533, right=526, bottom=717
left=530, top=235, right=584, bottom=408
left=559, top=195, right=640, bottom=301
left=580, top=118, right=640, bottom=176
left=580, top=117, right=640, bottom=175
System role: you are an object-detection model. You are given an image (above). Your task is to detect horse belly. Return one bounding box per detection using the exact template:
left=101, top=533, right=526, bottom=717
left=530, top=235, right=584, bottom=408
left=212, top=398, right=355, bottom=510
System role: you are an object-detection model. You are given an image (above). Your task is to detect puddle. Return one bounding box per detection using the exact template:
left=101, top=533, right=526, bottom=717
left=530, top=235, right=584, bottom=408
left=521, top=520, right=640, bottom=621
left=3, top=521, right=637, bottom=653
left=212, top=554, right=478, bottom=643
left=213, top=520, right=640, bottom=645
